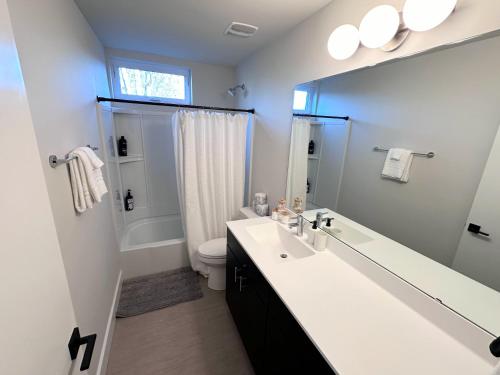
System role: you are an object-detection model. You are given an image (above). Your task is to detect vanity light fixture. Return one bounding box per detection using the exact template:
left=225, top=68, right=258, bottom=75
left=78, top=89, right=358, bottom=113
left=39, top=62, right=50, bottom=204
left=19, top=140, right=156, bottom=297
left=403, top=0, right=457, bottom=32
left=327, top=24, right=360, bottom=60
left=359, top=5, right=401, bottom=49
left=327, top=0, right=458, bottom=60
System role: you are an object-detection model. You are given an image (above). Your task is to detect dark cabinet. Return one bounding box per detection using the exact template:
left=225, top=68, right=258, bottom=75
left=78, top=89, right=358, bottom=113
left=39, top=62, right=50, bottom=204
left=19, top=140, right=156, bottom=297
left=226, top=229, right=334, bottom=375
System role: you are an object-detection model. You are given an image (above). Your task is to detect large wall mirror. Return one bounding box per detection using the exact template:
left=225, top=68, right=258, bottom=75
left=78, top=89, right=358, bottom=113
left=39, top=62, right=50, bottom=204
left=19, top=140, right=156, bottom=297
left=286, top=32, right=500, bottom=337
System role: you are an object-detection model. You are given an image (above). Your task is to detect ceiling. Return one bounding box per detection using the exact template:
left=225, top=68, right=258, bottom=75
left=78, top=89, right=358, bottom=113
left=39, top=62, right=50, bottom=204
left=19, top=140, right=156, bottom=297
left=75, top=0, right=332, bottom=66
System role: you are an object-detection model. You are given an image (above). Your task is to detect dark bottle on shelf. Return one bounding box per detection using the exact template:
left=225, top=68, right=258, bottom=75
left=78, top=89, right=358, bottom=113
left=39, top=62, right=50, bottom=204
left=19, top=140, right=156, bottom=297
left=308, top=140, right=315, bottom=155
left=306, top=178, right=311, bottom=194
left=118, top=136, right=128, bottom=157
left=124, top=189, right=134, bottom=211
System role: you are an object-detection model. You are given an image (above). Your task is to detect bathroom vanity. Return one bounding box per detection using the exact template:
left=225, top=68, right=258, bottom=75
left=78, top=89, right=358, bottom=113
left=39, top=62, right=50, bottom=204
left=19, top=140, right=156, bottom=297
left=226, top=228, right=333, bottom=374
left=226, top=217, right=497, bottom=374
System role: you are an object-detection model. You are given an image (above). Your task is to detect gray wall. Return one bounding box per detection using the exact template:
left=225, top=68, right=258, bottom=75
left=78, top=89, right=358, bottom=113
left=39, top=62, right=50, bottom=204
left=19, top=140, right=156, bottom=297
left=7, top=0, right=120, bottom=373
left=315, top=35, right=500, bottom=266
left=236, top=0, right=500, bottom=216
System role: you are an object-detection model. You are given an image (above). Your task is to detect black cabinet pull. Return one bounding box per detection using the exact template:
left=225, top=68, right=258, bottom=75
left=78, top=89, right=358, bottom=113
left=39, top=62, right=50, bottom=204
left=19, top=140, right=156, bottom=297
left=239, top=276, right=247, bottom=292
left=234, top=266, right=241, bottom=283
left=491, top=336, right=500, bottom=358
left=467, top=223, right=490, bottom=237
left=68, top=327, right=97, bottom=371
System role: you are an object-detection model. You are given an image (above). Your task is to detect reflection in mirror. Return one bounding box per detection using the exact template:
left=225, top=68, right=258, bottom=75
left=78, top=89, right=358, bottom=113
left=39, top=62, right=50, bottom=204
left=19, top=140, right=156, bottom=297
left=286, top=33, right=500, bottom=336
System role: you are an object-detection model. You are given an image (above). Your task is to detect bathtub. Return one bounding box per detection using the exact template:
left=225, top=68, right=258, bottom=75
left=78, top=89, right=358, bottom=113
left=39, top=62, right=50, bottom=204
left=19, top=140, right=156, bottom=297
left=120, top=215, right=190, bottom=279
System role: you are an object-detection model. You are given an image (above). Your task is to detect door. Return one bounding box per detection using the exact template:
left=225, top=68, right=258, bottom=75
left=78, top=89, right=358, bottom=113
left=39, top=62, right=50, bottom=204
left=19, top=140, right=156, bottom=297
left=453, top=125, right=500, bottom=291
left=0, top=2, right=79, bottom=373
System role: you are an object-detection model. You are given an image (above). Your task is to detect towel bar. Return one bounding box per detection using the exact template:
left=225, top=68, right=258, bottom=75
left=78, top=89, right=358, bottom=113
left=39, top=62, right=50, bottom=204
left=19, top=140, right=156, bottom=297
left=49, top=145, right=99, bottom=168
left=373, top=146, right=435, bottom=158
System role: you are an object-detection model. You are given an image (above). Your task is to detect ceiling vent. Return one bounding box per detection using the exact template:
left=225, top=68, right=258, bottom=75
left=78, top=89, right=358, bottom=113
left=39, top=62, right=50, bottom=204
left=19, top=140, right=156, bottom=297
left=224, top=22, right=258, bottom=38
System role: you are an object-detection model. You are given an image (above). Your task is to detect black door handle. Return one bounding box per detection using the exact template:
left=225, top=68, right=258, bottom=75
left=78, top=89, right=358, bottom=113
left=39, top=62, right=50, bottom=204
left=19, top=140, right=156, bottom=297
left=467, top=223, right=490, bottom=237
left=490, top=336, right=500, bottom=357
left=68, top=327, right=97, bottom=371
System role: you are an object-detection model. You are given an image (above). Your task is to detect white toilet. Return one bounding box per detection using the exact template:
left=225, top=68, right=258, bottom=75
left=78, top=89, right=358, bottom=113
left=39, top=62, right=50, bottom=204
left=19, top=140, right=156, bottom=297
left=198, top=207, right=259, bottom=290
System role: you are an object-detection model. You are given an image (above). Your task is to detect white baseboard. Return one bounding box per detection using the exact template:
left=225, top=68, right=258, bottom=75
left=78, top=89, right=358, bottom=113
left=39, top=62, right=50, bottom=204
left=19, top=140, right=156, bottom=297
left=96, top=270, right=123, bottom=375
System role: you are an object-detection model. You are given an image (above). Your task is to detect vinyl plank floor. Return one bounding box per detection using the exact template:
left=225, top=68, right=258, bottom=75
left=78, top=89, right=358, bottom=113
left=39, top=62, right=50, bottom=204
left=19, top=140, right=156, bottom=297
left=106, top=276, right=255, bottom=375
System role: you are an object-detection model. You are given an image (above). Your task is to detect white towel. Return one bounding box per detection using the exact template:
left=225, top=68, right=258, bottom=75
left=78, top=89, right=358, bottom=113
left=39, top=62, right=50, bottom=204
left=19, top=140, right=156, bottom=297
left=68, top=146, right=107, bottom=213
left=73, top=147, right=107, bottom=202
left=381, top=148, right=414, bottom=183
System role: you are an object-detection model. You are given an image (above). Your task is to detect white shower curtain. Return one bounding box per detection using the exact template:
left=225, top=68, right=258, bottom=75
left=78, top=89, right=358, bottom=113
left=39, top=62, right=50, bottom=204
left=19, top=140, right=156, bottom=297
left=286, top=117, right=311, bottom=206
left=172, top=110, right=248, bottom=274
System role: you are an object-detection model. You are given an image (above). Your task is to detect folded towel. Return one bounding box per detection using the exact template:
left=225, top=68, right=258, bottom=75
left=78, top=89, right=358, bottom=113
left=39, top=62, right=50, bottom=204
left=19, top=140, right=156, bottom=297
left=74, top=147, right=108, bottom=202
left=68, top=146, right=107, bottom=213
left=69, top=157, right=93, bottom=213
left=381, top=148, right=413, bottom=183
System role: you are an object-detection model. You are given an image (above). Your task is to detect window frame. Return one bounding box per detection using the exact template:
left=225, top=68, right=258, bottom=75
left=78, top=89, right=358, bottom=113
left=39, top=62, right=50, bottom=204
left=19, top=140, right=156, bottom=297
left=109, top=57, right=192, bottom=105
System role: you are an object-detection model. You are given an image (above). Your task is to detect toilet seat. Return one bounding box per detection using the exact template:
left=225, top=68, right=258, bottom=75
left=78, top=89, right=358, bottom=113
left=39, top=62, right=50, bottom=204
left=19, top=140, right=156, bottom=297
left=199, top=238, right=227, bottom=260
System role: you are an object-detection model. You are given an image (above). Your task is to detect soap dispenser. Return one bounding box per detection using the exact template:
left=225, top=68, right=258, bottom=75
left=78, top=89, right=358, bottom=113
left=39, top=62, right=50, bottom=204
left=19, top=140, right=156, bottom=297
left=305, top=220, right=319, bottom=245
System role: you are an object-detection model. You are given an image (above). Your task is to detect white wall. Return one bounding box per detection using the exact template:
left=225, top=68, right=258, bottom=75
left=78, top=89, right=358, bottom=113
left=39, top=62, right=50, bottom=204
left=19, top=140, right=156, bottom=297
left=6, top=0, right=120, bottom=373
left=236, top=0, right=500, bottom=208
left=0, top=2, right=77, bottom=373
left=106, top=48, right=237, bottom=108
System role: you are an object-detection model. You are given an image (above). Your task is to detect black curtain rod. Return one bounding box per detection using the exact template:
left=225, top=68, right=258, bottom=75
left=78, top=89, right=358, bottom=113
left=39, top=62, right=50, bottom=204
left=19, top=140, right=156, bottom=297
left=96, top=96, right=255, bottom=114
left=293, top=113, right=349, bottom=121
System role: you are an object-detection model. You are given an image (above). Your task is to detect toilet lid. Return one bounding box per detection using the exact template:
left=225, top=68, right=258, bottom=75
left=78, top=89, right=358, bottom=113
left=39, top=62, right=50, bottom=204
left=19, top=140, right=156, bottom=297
left=199, top=238, right=227, bottom=259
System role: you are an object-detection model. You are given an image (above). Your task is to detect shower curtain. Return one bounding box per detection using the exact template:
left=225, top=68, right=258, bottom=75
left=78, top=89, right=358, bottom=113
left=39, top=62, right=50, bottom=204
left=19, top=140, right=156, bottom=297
left=286, top=117, right=311, bottom=206
left=172, top=110, right=249, bottom=274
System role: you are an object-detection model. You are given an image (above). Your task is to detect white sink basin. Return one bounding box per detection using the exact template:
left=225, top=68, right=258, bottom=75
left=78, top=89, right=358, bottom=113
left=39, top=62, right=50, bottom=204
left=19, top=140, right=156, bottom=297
left=246, top=222, right=315, bottom=261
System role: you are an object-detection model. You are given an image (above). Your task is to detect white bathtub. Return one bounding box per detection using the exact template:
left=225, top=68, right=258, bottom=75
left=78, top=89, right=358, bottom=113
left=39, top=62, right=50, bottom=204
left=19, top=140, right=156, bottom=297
left=120, top=215, right=190, bottom=279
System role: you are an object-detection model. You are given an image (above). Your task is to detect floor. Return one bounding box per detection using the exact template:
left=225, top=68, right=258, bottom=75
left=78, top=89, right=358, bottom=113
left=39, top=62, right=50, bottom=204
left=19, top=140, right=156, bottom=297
left=106, top=276, right=255, bottom=375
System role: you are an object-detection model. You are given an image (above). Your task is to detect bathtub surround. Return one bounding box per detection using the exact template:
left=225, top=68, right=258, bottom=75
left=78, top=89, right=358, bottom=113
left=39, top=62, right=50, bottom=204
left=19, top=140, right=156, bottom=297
left=173, top=111, right=249, bottom=273
left=6, top=0, right=120, bottom=373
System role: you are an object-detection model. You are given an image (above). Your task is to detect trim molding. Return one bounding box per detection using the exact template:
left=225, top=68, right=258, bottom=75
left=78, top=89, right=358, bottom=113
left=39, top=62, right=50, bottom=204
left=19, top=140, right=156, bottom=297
left=96, top=270, right=123, bottom=375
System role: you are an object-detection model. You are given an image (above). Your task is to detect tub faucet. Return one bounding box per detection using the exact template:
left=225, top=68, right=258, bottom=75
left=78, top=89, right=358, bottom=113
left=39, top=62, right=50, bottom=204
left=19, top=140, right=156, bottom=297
left=288, top=215, right=304, bottom=237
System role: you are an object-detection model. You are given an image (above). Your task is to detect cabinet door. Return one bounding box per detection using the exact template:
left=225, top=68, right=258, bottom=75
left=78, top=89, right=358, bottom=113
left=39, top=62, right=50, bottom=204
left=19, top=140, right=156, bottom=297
left=226, top=246, right=243, bottom=331
left=265, top=289, right=335, bottom=374
left=226, top=243, right=267, bottom=373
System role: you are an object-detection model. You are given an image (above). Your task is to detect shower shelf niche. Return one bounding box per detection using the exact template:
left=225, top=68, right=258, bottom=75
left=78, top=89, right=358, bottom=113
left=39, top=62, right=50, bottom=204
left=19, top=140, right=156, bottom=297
left=118, top=156, right=144, bottom=164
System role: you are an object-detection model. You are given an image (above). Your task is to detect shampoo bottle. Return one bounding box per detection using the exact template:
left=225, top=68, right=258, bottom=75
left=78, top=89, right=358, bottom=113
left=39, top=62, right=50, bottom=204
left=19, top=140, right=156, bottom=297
left=124, top=189, right=134, bottom=211
left=118, top=136, right=128, bottom=157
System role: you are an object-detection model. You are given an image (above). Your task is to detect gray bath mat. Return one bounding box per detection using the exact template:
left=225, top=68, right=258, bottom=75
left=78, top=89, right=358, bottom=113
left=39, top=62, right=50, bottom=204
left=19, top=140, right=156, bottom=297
left=116, top=267, right=203, bottom=318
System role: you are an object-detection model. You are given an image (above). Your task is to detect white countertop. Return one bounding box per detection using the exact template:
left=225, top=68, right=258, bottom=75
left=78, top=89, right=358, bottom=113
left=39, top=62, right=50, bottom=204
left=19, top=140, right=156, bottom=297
left=227, top=217, right=498, bottom=375
left=302, top=208, right=500, bottom=336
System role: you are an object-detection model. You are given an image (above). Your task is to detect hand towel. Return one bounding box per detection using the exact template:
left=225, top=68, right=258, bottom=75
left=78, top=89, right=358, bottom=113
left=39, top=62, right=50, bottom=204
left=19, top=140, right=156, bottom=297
left=381, top=148, right=414, bottom=183
left=72, top=147, right=108, bottom=202
left=68, top=157, right=92, bottom=213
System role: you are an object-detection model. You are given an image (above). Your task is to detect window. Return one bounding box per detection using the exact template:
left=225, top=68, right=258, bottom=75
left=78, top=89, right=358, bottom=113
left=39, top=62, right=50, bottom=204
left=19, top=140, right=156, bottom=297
left=293, top=90, right=309, bottom=111
left=110, top=57, right=191, bottom=104
left=293, top=85, right=315, bottom=113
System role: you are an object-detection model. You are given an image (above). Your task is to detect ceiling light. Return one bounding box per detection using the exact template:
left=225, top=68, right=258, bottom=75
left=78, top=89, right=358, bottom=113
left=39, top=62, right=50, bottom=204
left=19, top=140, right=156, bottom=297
left=327, top=24, right=360, bottom=60
left=359, top=5, right=400, bottom=49
left=403, top=0, right=457, bottom=32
